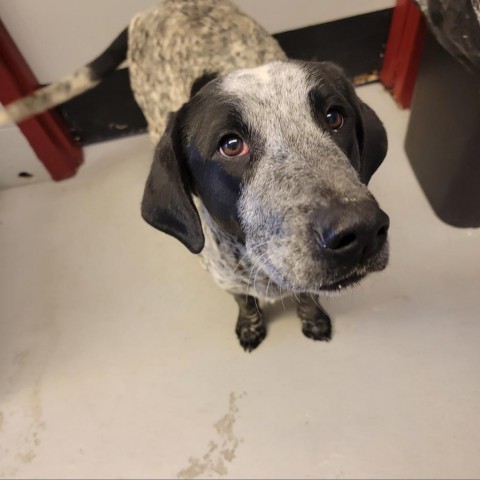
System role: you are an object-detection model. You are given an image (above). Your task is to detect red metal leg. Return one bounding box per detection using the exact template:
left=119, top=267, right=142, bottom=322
left=0, top=19, right=83, bottom=181
left=380, top=0, right=426, bottom=108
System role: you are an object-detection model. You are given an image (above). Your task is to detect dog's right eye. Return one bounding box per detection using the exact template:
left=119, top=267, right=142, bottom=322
left=325, top=108, right=344, bottom=131
left=219, top=135, right=250, bottom=158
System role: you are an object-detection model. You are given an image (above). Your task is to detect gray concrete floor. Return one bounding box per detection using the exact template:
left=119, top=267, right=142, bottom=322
left=1, top=84, right=479, bottom=479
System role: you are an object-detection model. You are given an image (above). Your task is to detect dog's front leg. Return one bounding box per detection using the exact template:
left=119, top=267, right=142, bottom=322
left=234, top=294, right=266, bottom=352
left=296, top=293, right=332, bottom=342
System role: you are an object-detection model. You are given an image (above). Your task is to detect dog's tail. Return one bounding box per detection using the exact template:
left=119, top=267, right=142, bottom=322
left=0, top=27, right=128, bottom=127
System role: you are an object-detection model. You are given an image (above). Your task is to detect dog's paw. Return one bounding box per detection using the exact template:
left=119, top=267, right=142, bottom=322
left=301, top=318, right=332, bottom=342
left=236, top=323, right=267, bottom=352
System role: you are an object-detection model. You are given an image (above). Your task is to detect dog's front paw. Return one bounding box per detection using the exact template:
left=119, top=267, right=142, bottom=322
left=236, top=322, right=267, bottom=352
left=301, top=318, right=332, bottom=342
left=296, top=294, right=332, bottom=342
left=234, top=295, right=267, bottom=352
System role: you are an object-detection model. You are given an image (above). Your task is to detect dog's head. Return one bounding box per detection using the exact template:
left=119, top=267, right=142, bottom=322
left=142, top=60, right=389, bottom=293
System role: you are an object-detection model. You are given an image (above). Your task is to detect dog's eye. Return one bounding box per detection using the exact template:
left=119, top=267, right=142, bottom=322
left=219, top=135, right=250, bottom=158
left=325, top=108, right=344, bottom=131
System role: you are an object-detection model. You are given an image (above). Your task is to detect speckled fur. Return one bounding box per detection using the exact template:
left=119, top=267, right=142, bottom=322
left=128, top=0, right=286, bottom=144
left=197, top=200, right=285, bottom=302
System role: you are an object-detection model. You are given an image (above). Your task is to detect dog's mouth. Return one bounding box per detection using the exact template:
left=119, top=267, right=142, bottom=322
left=252, top=241, right=389, bottom=297
left=315, top=245, right=389, bottom=294
left=317, top=271, right=367, bottom=293
left=257, top=256, right=371, bottom=295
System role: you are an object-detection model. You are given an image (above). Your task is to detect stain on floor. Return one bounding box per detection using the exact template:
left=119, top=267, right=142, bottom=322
left=177, top=392, right=244, bottom=479
left=0, top=379, right=45, bottom=478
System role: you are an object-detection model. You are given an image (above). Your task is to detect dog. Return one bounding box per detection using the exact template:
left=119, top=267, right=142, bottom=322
left=142, top=60, right=390, bottom=351
left=0, top=0, right=389, bottom=351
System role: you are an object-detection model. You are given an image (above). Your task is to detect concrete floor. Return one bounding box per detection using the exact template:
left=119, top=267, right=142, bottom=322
left=1, top=84, right=479, bottom=479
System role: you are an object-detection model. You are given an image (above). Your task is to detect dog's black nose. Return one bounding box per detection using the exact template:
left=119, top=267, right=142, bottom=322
left=313, top=201, right=389, bottom=263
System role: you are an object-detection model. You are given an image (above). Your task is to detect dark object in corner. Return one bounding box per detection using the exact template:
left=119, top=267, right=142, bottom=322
left=57, top=9, right=393, bottom=146
left=405, top=30, right=480, bottom=228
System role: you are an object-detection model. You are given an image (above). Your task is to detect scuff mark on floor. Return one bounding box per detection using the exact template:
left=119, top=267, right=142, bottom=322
left=15, top=379, right=45, bottom=466
left=0, top=379, right=46, bottom=478
left=177, top=392, right=245, bottom=479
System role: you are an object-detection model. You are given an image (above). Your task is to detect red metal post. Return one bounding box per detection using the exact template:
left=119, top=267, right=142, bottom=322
left=0, top=18, right=83, bottom=181
left=380, top=0, right=426, bottom=108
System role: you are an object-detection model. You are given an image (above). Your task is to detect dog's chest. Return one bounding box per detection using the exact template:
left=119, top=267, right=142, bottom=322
left=197, top=203, right=283, bottom=301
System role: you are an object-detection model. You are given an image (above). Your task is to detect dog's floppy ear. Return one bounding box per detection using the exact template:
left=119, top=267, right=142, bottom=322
left=356, top=100, right=388, bottom=184
left=190, top=72, right=218, bottom=98
left=141, top=110, right=204, bottom=254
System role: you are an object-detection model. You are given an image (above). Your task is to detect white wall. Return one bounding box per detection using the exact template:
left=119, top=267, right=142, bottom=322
left=0, top=0, right=395, bottom=188
left=239, top=0, right=395, bottom=35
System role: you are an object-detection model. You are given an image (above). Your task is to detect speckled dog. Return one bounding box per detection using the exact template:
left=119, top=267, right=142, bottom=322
left=0, top=0, right=390, bottom=351
left=142, top=60, right=390, bottom=351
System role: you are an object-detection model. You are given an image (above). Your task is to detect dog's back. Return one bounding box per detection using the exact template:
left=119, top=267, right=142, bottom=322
left=128, top=0, right=285, bottom=143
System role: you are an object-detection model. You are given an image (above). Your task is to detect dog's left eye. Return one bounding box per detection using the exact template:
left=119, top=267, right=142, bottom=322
left=325, top=108, right=344, bottom=131
left=219, top=135, right=250, bottom=158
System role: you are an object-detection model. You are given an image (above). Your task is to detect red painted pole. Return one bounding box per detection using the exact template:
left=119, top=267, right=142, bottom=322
left=380, top=0, right=426, bottom=108
left=0, top=18, right=83, bottom=181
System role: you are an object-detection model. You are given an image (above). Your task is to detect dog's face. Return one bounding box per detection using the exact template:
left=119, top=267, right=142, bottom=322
left=142, top=61, right=389, bottom=294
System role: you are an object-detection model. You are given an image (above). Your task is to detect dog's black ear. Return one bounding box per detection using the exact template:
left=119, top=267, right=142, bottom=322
left=141, top=110, right=204, bottom=254
left=356, top=100, right=388, bottom=184
left=190, top=72, right=218, bottom=98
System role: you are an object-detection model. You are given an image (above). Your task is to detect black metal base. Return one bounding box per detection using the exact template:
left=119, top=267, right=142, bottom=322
left=405, top=31, right=480, bottom=228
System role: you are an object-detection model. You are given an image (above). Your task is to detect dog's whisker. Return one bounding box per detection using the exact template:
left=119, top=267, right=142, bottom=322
left=309, top=292, right=330, bottom=317
left=265, top=277, right=272, bottom=301
left=279, top=286, right=286, bottom=312
left=309, top=292, right=322, bottom=310
left=233, top=240, right=269, bottom=275
left=253, top=296, right=261, bottom=317
left=253, top=262, right=265, bottom=298
left=232, top=248, right=251, bottom=274
left=246, top=251, right=268, bottom=286
left=245, top=253, right=266, bottom=297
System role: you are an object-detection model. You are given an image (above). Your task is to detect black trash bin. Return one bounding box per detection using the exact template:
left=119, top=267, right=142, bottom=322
left=405, top=4, right=480, bottom=228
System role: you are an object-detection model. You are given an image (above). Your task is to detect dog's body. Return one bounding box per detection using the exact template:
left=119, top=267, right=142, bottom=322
left=142, top=60, right=390, bottom=350
left=1, top=0, right=390, bottom=351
